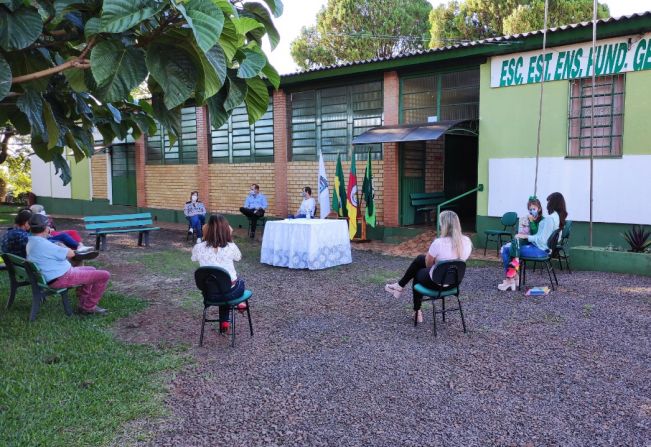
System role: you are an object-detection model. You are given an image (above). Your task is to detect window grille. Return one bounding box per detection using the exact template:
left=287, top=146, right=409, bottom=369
left=146, top=107, right=198, bottom=165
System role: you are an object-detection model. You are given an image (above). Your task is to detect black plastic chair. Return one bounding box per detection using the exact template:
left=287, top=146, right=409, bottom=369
left=2, top=253, right=75, bottom=321
left=194, top=266, right=253, bottom=347
left=554, top=220, right=572, bottom=273
left=413, top=260, right=467, bottom=337
left=483, top=212, right=518, bottom=256
left=518, top=229, right=561, bottom=291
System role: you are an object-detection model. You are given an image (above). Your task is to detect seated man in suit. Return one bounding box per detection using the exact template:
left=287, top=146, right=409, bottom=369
left=240, top=184, right=268, bottom=238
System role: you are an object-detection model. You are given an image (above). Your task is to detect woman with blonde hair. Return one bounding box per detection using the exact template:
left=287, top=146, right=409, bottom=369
left=386, top=210, right=472, bottom=322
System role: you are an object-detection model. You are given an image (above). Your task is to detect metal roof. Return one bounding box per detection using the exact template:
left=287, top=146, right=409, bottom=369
left=282, top=11, right=651, bottom=79
left=352, top=121, right=474, bottom=144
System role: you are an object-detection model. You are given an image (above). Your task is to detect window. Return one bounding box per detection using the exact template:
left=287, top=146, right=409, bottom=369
left=568, top=75, right=624, bottom=157
left=401, top=69, right=479, bottom=124
left=209, top=102, right=274, bottom=163
left=146, top=107, right=198, bottom=164
left=290, top=81, right=383, bottom=161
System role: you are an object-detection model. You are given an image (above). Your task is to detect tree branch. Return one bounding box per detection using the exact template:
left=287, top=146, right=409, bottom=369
left=0, top=131, right=14, bottom=164
left=11, top=38, right=96, bottom=85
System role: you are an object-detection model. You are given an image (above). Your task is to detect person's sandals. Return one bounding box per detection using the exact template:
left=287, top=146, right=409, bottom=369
left=77, top=306, right=108, bottom=315
left=236, top=303, right=248, bottom=313
left=497, top=278, right=517, bottom=291
left=219, top=321, right=230, bottom=333
left=385, top=282, right=403, bottom=298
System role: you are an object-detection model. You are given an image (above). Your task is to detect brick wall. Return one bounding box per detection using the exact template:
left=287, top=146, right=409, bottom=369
left=144, top=165, right=200, bottom=209
left=425, top=138, right=445, bottom=193
left=208, top=163, right=276, bottom=215
left=196, top=106, right=211, bottom=208
left=90, top=153, right=108, bottom=199
left=286, top=160, right=385, bottom=224
left=273, top=89, right=288, bottom=216
left=135, top=135, right=147, bottom=207
left=383, top=71, right=400, bottom=227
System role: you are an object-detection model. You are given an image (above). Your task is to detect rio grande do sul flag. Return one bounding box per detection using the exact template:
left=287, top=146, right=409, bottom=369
left=346, top=156, right=358, bottom=239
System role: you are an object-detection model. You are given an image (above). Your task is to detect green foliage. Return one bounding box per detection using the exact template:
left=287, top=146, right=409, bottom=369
left=429, top=0, right=609, bottom=48
left=622, top=225, right=651, bottom=253
left=290, top=0, right=432, bottom=70
left=0, top=0, right=283, bottom=184
left=0, top=286, right=186, bottom=446
left=1, top=151, right=31, bottom=195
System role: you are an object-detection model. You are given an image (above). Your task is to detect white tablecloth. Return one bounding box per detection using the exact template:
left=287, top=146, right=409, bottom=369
left=260, top=219, right=352, bottom=270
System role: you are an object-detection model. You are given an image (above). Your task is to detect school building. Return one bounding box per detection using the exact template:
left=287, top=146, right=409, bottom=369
left=31, top=12, right=651, bottom=245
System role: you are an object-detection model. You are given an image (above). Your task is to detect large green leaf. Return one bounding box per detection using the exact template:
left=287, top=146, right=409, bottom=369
left=84, top=17, right=101, bottom=39
left=63, top=56, right=87, bottom=92
left=244, top=77, right=269, bottom=125
left=219, top=16, right=242, bottom=61
left=91, top=40, right=147, bottom=102
left=100, top=0, right=160, bottom=33
left=224, top=74, right=247, bottom=111
left=152, top=94, right=181, bottom=146
left=212, top=0, right=237, bottom=17
left=146, top=45, right=198, bottom=109
left=261, top=61, right=280, bottom=89
left=0, top=6, right=43, bottom=51
left=242, top=2, right=280, bottom=50
left=206, top=87, right=229, bottom=129
left=0, top=54, right=11, bottom=101
left=176, top=0, right=224, bottom=53
left=42, top=102, right=60, bottom=149
left=190, top=43, right=226, bottom=103
left=232, top=16, right=264, bottom=36
left=237, top=48, right=266, bottom=79
left=205, top=45, right=227, bottom=87
left=6, top=49, right=52, bottom=92
left=16, top=91, right=46, bottom=140
left=51, top=152, right=72, bottom=185
left=261, top=0, right=283, bottom=18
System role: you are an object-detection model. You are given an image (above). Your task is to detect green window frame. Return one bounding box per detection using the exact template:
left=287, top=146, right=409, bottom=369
left=209, top=102, right=274, bottom=163
left=568, top=74, right=624, bottom=158
left=146, top=107, right=198, bottom=165
left=290, top=80, right=383, bottom=161
left=400, top=68, right=480, bottom=124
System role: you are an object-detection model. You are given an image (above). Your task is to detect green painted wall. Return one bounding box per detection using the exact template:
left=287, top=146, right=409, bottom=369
left=477, top=62, right=569, bottom=215
left=623, top=69, right=651, bottom=155
left=66, top=156, right=91, bottom=201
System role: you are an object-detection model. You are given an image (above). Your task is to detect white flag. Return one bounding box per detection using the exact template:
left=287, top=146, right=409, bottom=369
left=318, top=151, right=331, bottom=219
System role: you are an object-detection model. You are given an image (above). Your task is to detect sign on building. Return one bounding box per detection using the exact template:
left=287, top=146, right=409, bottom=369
left=491, top=32, right=651, bottom=88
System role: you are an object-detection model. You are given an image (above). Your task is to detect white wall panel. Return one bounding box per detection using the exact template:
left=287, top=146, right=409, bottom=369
left=488, top=155, right=651, bottom=225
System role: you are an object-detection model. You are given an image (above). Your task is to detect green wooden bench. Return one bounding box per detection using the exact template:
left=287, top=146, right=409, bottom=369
left=84, top=213, right=160, bottom=251
left=410, top=192, right=456, bottom=224
left=2, top=253, right=77, bottom=321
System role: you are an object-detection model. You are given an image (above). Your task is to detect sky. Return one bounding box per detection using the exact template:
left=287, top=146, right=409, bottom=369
left=262, top=0, right=651, bottom=74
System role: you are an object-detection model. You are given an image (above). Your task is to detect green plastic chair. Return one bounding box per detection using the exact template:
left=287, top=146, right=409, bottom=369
left=554, top=220, right=572, bottom=273
left=483, top=212, right=518, bottom=256
left=412, top=260, right=467, bottom=337
left=2, top=253, right=75, bottom=321
left=194, top=266, right=253, bottom=348
left=518, top=229, right=561, bottom=291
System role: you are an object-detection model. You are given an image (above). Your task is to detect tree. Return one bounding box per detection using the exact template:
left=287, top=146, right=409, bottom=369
left=290, top=0, right=432, bottom=70
left=429, top=0, right=609, bottom=48
left=0, top=0, right=283, bottom=184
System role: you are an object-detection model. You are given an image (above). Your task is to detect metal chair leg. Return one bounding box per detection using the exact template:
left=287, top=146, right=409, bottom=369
left=496, top=235, right=502, bottom=257
left=544, top=261, right=555, bottom=291
left=230, top=308, right=236, bottom=348
left=483, top=234, right=489, bottom=256
left=29, top=291, right=43, bottom=322
left=432, top=301, right=437, bottom=337
left=199, top=307, right=208, bottom=346
left=246, top=302, right=253, bottom=336
left=60, top=290, right=73, bottom=316
left=457, top=296, right=467, bottom=333
left=441, top=297, right=446, bottom=322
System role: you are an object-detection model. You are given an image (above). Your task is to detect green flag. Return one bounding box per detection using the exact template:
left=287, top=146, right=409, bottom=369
left=331, top=153, right=347, bottom=217
left=362, top=150, right=376, bottom=227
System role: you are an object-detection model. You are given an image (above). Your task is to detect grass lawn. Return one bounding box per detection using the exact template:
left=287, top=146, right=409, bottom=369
left=0, top=277, right=187, bottom=446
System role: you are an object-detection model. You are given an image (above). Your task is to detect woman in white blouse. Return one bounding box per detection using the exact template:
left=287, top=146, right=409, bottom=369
left=191, top=214, right=244, bottom=332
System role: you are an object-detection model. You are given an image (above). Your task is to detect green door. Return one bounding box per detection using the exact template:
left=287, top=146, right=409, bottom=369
left=399, top=141, right=426, bottom=225
left=111, top=144, right=137, bottom=207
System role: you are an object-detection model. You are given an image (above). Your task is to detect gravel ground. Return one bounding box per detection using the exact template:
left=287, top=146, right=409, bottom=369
left=59, top=220, right=651, bottom=446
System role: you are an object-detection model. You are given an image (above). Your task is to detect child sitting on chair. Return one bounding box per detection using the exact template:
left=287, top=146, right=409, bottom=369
left=191, top=214, right=245, bottom=333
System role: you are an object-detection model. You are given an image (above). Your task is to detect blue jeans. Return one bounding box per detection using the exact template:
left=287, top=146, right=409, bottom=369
left=188, top=214, right=205, bottom=238
left=49, top=233, right=79, bottom=250
left=287, top=214, right=307, bottom=219
left=217, top=278, right=246, bottom=322
left=501, top=242, right=547, bottom=272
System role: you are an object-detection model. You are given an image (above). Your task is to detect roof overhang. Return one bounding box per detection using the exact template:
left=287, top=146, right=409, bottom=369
left=352, top=120, right=476, bottom=145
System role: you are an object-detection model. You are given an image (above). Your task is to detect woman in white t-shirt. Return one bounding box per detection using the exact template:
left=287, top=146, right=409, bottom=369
left=191, top=214, right=244, bottom=333
left=386, top=210, right=472, bottom=323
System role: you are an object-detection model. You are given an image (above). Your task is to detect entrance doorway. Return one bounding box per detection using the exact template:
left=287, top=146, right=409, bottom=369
left=110, top=144, right=137, bottom=206
left=444, top=135, right=478, bottom=231
left=399, top=141, right=425, bottom=225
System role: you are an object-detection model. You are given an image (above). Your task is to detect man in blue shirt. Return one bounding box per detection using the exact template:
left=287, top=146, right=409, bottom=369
left=26, top=214, right=110, bottom=315
left=240, top=183, right=268, bottom=238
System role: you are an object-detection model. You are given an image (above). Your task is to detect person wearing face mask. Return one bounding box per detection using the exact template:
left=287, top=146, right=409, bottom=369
left=289, top=187, right=316, bottom=219
left=184, top=191, right=207, bottom=244
left=497, top=193, right=567, bottom=291
left=240, top=184, right=268, bottom=238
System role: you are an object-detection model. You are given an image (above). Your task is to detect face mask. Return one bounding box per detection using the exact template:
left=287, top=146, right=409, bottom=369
left=529, top=208, right=538, bottom=218
left=301, top=191, right=306, bottom=198
left=250, top=189, right=256, bottom=196
left=191, top=195, right=198, bottom=202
